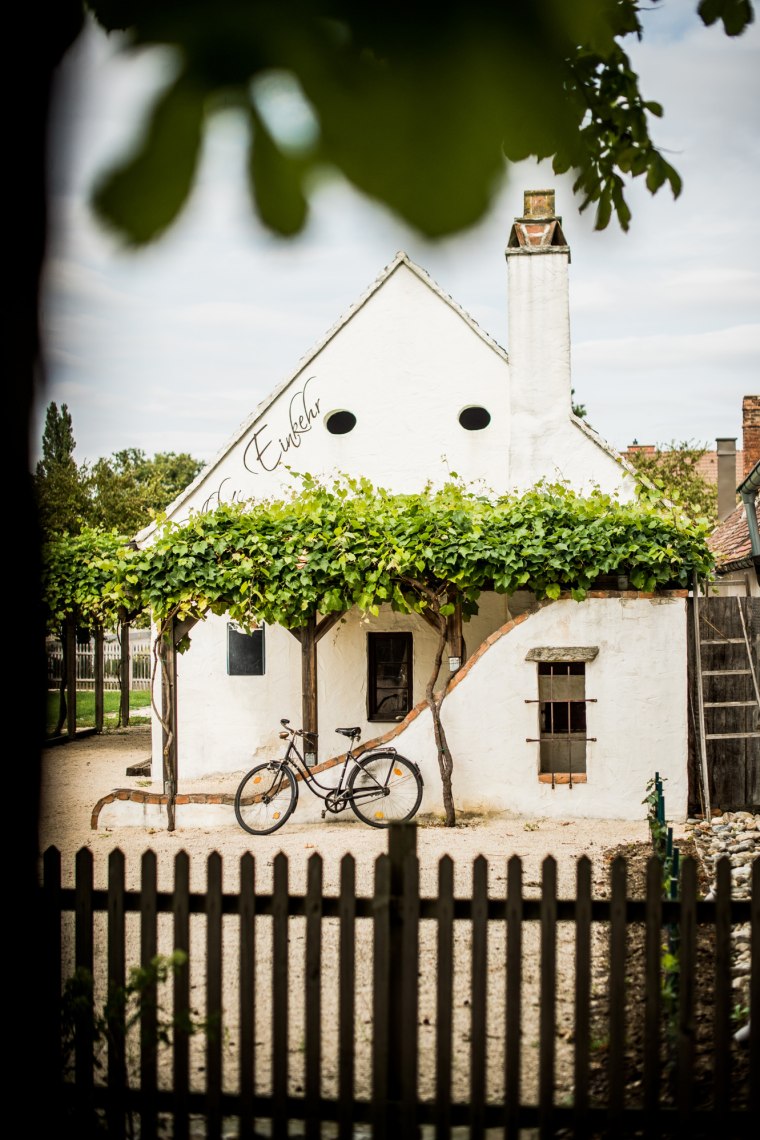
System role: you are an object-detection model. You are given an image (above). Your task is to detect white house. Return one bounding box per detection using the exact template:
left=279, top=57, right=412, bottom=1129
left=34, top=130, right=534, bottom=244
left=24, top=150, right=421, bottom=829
left=112, top=189, right=693, bottom=827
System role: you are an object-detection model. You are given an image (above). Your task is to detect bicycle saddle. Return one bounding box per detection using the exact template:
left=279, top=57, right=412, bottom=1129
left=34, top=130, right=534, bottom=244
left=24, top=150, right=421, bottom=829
left=335, top=726, right=361, bottom=738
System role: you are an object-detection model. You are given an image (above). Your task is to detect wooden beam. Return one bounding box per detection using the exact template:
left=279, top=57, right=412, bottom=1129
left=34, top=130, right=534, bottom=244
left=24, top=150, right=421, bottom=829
left=316, top=612, right=344, bottom=642
left=446, top=603, right=464, bottom=671
left=301, top=616, right=318, bottom=766
left=119, top=617, right=130, bottom=728
left=94, top=625, right=104, bottom=733
left=65, top=615, right=77, bottom=738
left=174, top=615, right=199, bottom=648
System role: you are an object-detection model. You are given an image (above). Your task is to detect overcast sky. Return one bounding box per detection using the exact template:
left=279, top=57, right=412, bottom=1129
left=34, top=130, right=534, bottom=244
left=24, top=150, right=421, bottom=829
left=37, top=4, right=760, bottom=471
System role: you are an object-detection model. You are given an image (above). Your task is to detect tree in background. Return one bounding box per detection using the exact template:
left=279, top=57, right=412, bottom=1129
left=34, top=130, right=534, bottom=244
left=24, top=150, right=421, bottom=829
left=88, top=448, right=203, bottom=534
left=35, top=402, right=204, bottom=538
left=626, top=440, right=719, bottom=523
left=34, top=402, right=90, bottom=536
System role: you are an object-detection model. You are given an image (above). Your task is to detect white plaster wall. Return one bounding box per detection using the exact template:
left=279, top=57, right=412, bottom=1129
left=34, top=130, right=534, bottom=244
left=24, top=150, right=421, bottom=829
left=386, top=595, right=690, bottom=823
left=153, top=596, right=512, bottom=785
left=148, top=595, right=688, bottom=825
left=169, top=264, right=513, bottom=518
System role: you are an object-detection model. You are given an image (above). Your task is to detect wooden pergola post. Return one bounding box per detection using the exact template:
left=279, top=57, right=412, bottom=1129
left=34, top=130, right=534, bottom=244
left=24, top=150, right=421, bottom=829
left=65, top=614, right=77, bottom=738
left=301, top=616, right=318, bottom=765
left=93, top=624, right=104, bottom=733
left=446, top=601, right=465, bottom=673
left=119, top=613, right=130, bottom=728
left=289, top=612, right=345, bottom=767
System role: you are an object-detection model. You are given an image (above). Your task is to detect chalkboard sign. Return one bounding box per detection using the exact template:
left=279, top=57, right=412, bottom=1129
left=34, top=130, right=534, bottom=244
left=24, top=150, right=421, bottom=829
left=227, top=624, right=265, bottom=675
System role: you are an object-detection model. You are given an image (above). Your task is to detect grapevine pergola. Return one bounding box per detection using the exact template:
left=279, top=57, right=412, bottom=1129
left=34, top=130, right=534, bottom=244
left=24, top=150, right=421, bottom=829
left=42, top=476, right=715, bottom=827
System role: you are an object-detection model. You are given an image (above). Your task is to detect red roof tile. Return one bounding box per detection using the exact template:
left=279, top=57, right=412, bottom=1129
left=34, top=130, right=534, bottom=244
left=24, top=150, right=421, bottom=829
left=708, top=499, right=754, bottom=568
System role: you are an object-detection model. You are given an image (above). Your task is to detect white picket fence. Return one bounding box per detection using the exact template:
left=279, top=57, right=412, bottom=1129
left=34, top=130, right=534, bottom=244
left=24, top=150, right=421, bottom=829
left=46, top=632, right=153, bottom=692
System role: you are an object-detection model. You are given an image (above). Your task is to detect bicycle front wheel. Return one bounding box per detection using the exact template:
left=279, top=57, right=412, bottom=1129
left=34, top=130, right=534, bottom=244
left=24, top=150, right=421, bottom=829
left=234, top=762, right=297, bottom=835
left=347, top=752, right=423, bottom=828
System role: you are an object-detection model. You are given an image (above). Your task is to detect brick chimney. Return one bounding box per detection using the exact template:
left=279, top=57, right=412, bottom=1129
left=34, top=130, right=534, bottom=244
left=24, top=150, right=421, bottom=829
left=504, top=190, right=572, bottom=490
left=716, top=437, right=737, bottom=520
left=743, top=394, right=760, bottom=475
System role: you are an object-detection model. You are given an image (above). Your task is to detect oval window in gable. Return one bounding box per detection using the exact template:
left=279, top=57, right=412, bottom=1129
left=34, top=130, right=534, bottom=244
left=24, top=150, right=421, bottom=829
left=325, top=410, right=357, bottom=435
left=458, top=406, right=491, bottom=431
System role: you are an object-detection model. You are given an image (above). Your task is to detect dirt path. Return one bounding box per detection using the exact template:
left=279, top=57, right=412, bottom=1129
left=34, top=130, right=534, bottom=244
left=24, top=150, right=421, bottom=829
left=40, top=724, right=673, bottom=1110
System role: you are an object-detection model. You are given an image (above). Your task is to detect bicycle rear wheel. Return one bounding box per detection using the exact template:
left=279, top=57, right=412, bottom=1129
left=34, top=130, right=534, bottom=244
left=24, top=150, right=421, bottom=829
left=234, top=762, right=297, bottom=835
left=347, top=752, right=423, bottom=828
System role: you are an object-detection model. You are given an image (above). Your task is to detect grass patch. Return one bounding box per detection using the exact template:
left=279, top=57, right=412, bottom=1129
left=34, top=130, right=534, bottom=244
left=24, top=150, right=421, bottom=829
left=46, top=690, right=151, bottom=736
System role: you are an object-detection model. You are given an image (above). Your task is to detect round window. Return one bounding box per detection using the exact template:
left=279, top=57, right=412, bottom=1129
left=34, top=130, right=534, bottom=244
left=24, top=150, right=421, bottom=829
left=325, top=410, right=357, bottom=435
left=458, top=406, right=491, bottom=431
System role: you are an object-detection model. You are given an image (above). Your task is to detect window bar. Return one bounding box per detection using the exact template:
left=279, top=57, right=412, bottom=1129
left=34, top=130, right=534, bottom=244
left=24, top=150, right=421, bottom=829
left=525, top=693, right=596, bottom=790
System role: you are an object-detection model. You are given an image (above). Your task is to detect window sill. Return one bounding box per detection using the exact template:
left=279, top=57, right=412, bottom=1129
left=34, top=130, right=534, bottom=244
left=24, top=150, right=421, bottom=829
left=538, top=773, right=587, bottom=784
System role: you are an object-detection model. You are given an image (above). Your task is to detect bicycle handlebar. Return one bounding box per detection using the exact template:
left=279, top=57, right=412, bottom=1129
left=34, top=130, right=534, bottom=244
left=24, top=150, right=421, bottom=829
left=280, top=718, right=318, bottom=741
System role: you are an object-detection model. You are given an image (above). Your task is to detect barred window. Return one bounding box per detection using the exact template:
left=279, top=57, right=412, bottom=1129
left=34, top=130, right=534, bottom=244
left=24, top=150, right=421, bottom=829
left=525, top=647, right=597, bottom=784
left=537, top=661, right=588, bottom=775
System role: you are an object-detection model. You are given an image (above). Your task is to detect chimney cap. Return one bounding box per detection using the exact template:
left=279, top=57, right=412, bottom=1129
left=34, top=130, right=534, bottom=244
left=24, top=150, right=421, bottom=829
left=506, top=188, right=569, bottom=256
left=522, top=189, right=556, bottom=220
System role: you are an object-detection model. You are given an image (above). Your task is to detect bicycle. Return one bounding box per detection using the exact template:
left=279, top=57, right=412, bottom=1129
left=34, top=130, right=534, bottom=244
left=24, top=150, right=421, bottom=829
left=234, top=718, right=424, bottom=835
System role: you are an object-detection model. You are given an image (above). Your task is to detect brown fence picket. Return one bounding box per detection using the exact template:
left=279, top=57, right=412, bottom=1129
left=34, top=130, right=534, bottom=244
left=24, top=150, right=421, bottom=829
left=714, top=855, right=732, bottom=1117
left=372, top=852, right=391, bottom=1140
left=238, top=852, right=256, bottom=1138
left=400, top=846, right=420, bottom=1140
left=538, top=856, right=557, bottom=1140
left=206, top=852, right=224, bottom=1140
left=435, top=855, right=454, bottom=1140
left=172, top=851, right=191, bottom=1140
left=607, top=854, right=627, bottom=1131
left=272, top=852, right=289, bottom=1140
left=677, top=857, right=697, bottom=1130
left=338, top=854, right=356, bottom=1140
left=505, top=854, right=523, bottom=1140
left=643, top=855, right=663, bottom=1133
left=469, top=854, right=488, bottom=1140
left=139, top=851, right=158, bottom=1140
left=42, top=848, right=63, bottom=1116
left=107, top=849, right=127, bottom=1140
left=305, top=853, right=323, bottom=1140
left=573, top=855, right=591, bottom=1138
left=74, top=848, right=94, bottom=1103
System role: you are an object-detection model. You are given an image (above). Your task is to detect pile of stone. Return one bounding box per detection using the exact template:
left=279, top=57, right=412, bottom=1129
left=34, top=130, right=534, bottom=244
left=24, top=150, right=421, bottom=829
left=683, top=809, right=757, bottom=1043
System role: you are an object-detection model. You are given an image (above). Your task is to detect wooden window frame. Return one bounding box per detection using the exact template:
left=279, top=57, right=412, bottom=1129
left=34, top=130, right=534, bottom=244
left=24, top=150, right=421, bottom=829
left=367, top=631, right=413, bottom=722
left=525, top=649, right=597, bottom=783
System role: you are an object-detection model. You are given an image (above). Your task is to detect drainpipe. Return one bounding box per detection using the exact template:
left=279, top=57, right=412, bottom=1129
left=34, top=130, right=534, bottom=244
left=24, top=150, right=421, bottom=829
left=716, top=437, right=737, bottom=521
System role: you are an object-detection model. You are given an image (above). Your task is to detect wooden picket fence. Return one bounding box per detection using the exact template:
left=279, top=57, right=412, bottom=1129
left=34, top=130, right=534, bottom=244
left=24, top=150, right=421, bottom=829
left=40, top=825, right=757, bottom=1139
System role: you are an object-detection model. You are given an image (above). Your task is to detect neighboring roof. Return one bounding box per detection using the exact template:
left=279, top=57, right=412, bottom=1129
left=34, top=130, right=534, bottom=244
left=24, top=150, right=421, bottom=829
left=709, top=458, right=760, bottom=575
left=622, top=444, right=745, bottom=489
left=709, top=501, right=754, bottom=570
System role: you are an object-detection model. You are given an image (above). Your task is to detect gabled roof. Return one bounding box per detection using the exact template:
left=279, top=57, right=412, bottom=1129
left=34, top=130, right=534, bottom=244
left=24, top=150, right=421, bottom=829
left=136, top=250, right=509, bottom=543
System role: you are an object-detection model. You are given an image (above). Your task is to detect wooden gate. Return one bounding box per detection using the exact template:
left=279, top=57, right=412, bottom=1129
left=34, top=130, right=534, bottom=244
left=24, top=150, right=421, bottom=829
left=688, top=595, right=760, bottom=812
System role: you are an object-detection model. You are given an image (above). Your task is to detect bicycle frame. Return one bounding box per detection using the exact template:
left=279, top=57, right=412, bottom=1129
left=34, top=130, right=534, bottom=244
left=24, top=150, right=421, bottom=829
left=277, top=722, right=400, bottom=812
